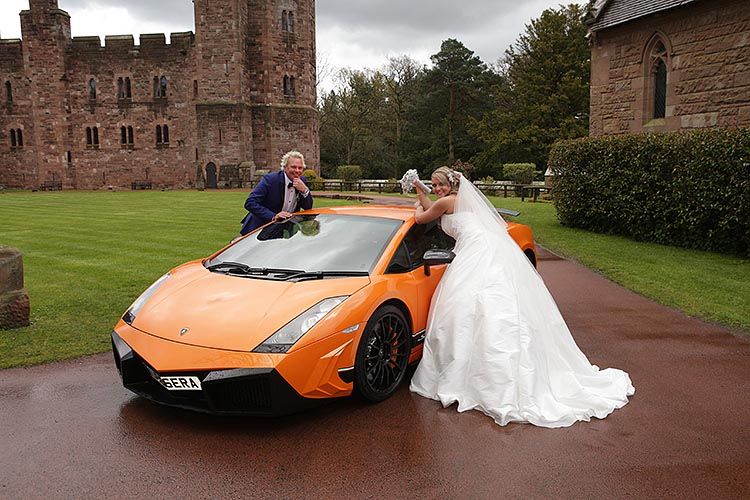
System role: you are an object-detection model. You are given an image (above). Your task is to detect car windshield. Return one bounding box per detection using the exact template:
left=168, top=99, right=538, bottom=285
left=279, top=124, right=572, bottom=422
left=207, top=214, right=402, bottom=275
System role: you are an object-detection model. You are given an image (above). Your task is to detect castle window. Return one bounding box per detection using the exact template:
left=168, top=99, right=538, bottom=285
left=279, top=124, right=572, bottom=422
left=153, top=75, right=168, bottom=98
left=288, top=12, right=294, bottom=32
left=117, top=77, right=132, bottom=99
left=156, top=124, right=170, bottom=146
left=86, top=126, right=99, bottom=148
left=154, top=76, right=168, bottom=98
left=282, top=76, right=296, bottom=97
left=16, top=129, right=22, bottom=147
left=89, top=79, right=97, bottom=100
left=10, top=129, right=17, bottom=148
left=5, top=81, right=11, bottom=103
left=193, top=80, right=198, bottom=99
left=282, top=11, right=288, bottom=31
left=121, top=125, right=134, bottom=147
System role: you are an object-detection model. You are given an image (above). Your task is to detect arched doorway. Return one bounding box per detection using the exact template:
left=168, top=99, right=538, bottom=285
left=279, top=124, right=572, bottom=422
left=205, top=162, right=217, bottom=188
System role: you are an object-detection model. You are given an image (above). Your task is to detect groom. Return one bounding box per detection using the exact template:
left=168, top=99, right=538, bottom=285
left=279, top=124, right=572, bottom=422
left=239, top=151, right=314, bottom=236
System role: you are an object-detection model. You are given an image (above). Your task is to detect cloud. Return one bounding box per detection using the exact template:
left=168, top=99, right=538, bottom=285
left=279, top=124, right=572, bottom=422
left=1, top=0, right=584, bottom=85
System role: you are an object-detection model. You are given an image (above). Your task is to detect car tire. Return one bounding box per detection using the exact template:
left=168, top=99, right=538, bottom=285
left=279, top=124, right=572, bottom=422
left=354, top=305, right=411, bottom=403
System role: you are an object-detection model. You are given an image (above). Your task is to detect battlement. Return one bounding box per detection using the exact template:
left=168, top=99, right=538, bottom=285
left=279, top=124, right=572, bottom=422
left=105, top=35, right=135, bottom=50
left=68, top=32, right=194, bottom=58
left=71, top=36, right=101, bottom=50
left=0, top=39, right=23, bottom=69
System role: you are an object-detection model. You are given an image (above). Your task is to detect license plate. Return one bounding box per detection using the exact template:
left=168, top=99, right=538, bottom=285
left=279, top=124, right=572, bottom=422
left=159, top=376, right=202, bottom=391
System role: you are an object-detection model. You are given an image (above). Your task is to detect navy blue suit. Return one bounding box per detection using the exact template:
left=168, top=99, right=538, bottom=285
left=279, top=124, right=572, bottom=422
left=239, top=171, right=313, bottom=235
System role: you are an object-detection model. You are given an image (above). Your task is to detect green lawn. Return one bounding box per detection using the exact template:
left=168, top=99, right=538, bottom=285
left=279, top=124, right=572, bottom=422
left=0, top=190, right=747, bottom=369
left=0, top=191, right=354, bottom=368
left=487, top=196, right=750, bottom=333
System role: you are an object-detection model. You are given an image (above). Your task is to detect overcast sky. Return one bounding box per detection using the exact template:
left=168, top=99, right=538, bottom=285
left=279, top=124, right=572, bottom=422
left=0, top=0, right=584, bottom=91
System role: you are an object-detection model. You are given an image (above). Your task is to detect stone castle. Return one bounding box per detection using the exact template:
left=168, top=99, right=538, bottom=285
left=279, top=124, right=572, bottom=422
left=0, top=0, right=319, bottom=189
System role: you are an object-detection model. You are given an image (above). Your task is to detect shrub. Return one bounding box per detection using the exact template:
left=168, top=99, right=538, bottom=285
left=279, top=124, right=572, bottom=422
left=451, top=160, right=476, bottom=180
left=303, top=169, right=325, bottom=190
left=336, top=165, right=363, bottom=181
left=503, top=163, right=536, bottom=184
left=549, top=128, right=750, bottom=256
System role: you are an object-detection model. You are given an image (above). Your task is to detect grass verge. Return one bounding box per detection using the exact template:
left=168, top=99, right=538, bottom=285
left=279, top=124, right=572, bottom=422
left=0, top=190, right=746, bottom=369
left=0, top=191, right=354, bottom=368
left=489, top=197, right=749, bottom=333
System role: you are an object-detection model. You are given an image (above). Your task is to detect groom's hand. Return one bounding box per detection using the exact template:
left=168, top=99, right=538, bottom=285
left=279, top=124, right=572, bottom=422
left=273, top=211, right=293, bottom=221
left=292, top=178, right=307, bottom=192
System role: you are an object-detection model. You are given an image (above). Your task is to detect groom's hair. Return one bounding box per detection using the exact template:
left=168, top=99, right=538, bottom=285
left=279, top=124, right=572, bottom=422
left=280, top=150, right=306, bottom=170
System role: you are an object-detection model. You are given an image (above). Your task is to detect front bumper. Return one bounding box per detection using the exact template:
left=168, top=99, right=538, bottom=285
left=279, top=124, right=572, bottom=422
left=112, top=331, right=324, bottom=416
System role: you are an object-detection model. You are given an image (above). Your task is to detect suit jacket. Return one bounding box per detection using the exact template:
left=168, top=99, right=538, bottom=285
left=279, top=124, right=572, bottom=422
left=239, top=171, right=313, bottom=235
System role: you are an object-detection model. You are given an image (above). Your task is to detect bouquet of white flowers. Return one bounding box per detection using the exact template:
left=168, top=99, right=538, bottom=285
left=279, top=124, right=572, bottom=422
left=399, top=169, right=431, bottom=195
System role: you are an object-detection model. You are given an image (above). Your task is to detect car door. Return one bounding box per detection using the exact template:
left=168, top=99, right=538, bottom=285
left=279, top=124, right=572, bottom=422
left=385, top=220, right=455, bottom=335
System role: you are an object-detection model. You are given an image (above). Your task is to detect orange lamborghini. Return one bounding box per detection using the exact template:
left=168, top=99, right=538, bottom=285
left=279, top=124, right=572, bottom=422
left=111, top=206, right=536, bottom=415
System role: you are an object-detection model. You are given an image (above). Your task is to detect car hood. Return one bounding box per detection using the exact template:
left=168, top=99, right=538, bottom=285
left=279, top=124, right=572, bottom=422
left=132, top=263, right=370, bottom=351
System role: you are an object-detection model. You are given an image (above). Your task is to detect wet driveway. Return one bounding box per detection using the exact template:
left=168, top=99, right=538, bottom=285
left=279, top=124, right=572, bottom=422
left=1, top=249, right=748, bottom=498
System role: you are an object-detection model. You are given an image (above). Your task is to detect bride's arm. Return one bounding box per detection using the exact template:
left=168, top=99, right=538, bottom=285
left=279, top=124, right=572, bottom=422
left=415, top=196, right=454, bottom=224
left=414, top=182, right=433, bottom=209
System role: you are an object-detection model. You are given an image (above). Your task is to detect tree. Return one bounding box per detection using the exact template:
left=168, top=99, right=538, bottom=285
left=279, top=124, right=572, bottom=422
left=404, top=39, right=499, bottom=177
left=382, top=55, right=423, bottom=178
left=471, top=4, right=590, bottom=174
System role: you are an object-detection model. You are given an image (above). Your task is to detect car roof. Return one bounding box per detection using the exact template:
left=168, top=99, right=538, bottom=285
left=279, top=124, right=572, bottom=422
left=302, top=205, right=417, bottom=221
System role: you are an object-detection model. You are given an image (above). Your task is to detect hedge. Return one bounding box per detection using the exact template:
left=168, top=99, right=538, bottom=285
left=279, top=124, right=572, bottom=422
left=336, top=165, right=363, bottom=181
left=549, top=128, right=750, bottom=256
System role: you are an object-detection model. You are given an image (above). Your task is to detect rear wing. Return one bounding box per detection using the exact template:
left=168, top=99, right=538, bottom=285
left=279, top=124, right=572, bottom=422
left=496, top=208, right=521, bottom=217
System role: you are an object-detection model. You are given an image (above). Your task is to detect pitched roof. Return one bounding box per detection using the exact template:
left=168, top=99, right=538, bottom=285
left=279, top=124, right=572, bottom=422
left=587, top=0, right=702, bottom=31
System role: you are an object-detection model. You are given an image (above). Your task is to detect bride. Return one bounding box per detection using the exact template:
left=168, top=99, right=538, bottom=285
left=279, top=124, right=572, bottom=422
left=409, top=166, right=635, bottom=428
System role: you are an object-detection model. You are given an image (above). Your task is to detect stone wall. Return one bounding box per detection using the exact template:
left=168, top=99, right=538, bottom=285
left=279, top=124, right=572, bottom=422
left=589, top=0, right=750, bottom=136
left=0, top=0, right=319, bottom=189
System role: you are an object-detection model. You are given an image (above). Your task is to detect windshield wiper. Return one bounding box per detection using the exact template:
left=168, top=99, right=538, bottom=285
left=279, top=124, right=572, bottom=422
left=206, top=262, right=305, bottom=276
left=290, top=270, right=369, bottom=282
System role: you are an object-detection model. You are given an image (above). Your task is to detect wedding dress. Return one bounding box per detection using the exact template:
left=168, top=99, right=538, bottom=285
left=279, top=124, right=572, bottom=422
left=409, top=176, right=634, bottom=428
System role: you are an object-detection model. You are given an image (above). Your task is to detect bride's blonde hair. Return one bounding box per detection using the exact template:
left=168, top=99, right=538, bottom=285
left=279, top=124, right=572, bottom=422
left=431, top=166, right=460, bottom=195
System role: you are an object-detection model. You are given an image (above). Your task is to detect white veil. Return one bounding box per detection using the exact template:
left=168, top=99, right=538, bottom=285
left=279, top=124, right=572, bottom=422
left=454, top=172, right=507, bottom=231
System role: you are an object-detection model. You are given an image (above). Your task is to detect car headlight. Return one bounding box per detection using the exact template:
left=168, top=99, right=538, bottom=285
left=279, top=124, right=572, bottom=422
left=122, top=273, right=171, bottom=325
left=253, top=296, right=348, bottom=353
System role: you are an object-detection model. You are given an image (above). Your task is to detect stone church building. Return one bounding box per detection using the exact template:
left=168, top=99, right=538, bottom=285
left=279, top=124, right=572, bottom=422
left=587, top=0, right=750, bottom=136
left=0, top=0, right=319, bottom=189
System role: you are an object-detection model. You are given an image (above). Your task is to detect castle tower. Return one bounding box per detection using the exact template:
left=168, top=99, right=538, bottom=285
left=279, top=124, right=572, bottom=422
left=193, top=0, right=255, bottom=185
left=19, top=0, right=72, bottom=187
left=193, top=0, right=318, bottom=180
left=245, top=0, right=319, bottom=170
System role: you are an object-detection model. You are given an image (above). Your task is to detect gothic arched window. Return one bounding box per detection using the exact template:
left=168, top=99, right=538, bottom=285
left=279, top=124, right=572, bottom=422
left=288, top=12, right=294, bottom=32
left=281, top=11, right=288, bottom=31
left=5, top=81, right=12, bottom=103
left=646, top=37, right=669, bottom=121
left=89, top=79, right=97, bottom=100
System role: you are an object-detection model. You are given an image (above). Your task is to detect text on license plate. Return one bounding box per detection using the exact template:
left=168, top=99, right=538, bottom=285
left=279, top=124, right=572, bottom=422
left=159, top=376, right=202, bottom=391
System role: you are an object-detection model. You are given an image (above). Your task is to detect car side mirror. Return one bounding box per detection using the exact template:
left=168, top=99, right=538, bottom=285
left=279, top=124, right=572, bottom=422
left=423, top=249, right=455, bottom=276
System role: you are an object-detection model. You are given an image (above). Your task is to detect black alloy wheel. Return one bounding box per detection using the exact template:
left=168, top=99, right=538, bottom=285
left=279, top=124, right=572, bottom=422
left=354, top=305, right=411, bottom=402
